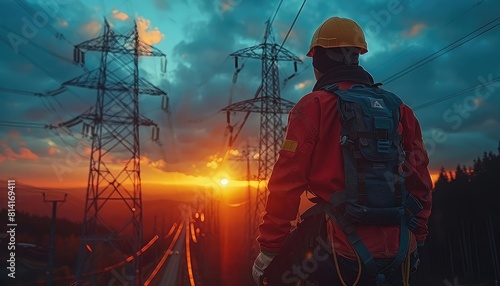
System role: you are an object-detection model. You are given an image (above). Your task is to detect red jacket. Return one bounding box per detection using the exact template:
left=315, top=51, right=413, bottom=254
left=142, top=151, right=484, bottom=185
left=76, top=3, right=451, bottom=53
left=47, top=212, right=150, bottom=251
left=257, top=80, right=433, bottom=259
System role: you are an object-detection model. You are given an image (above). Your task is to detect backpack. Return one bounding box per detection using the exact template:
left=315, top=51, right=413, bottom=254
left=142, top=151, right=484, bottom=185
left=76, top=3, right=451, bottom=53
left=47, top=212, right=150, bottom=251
left=315, top=83, right=423, bottom=285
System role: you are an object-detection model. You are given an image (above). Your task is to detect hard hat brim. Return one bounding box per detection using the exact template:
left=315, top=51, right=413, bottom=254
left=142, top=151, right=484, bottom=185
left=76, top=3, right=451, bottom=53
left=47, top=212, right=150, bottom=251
left=306, top=45, right=368, bottom=57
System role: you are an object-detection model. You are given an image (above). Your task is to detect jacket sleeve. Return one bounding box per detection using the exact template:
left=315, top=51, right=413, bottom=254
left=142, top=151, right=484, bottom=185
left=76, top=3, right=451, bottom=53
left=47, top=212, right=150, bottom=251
left=257, top=95, right=320, bottom=254
left=400, top=105, right=433, bottom=245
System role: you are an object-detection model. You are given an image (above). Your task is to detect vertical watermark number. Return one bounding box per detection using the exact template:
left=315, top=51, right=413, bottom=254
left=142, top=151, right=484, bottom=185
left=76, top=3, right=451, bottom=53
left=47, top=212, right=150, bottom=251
left=7, top=180, right=16, bottom=279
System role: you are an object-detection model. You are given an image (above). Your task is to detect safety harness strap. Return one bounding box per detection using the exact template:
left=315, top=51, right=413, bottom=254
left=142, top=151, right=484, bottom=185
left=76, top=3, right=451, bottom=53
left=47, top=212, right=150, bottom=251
left=310, top=197, right=409, bottom=285
left=315, top=83, right=412, bottom=284
left=378, top=178, right=411, bottom=273
left=308, top=197, right=379, bottom=278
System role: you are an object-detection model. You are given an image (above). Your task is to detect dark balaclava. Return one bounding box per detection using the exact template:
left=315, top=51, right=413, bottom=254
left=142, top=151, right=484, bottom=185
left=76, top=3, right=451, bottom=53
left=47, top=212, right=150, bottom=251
left=312, top=47, right=361, bottom=73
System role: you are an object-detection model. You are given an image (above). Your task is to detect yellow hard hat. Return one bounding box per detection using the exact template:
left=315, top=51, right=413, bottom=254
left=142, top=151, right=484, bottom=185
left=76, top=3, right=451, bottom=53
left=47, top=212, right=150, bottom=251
left=307, top=17, right=368, bottom=57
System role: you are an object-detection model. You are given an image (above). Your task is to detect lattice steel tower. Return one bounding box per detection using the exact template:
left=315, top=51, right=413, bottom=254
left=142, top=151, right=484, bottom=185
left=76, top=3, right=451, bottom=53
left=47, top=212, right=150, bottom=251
left=221, top=20, right=301, bottom=254
left=56, top=20, right=167, bottom=285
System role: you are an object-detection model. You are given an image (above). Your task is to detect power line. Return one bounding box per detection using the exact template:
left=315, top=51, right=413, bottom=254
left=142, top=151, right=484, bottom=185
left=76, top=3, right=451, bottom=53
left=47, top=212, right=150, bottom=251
left=219, top=0, right=306, bottom=264
left=233, top=0, right=286, bottom=81
left=0, top=120, right=48, bottom=129
left=188, top=0, right=297, bottom=145
left=211, top=0, right=287, bottom=134
left=412, top=75, right=500, bottom=111
left=0, top=86, right=44, bottom=96
left=9, top=0, right=90, bottom=71
left=186, top=1, right=288, bottom=127
left=0, top=35, right=59, bottom=78
left=14, top=0, right=73, bottom=45
left=227, top=0, right=307, bottom=148
left=278, top=0, right=306, bottom=53
left=382, top=16, right=500, bottom=85
left=0, top=23, right=77, bottom=64
left=372, top=0, right=486, bottom=72
left=269, top=0, right=284, bottom=27
left=41, top=97, right=66, bottom=123
left=194, top=56, right=230, bottom=89
left=65, top=20, right=167, bottom=284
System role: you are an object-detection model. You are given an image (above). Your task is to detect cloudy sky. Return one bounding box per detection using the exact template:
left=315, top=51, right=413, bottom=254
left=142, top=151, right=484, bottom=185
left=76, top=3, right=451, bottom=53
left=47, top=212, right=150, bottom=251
left=0, top=0, right=499, bottom=189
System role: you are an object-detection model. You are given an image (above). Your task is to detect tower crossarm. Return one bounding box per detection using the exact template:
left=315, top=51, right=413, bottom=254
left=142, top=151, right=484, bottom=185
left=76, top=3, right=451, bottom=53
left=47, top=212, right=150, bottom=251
left=230, top=43, right=302, bottom=62
left=221, top=97, right=295, bottom=114
left=49, top=113, right=159, bottom=129
left=75, top=20, right=165, bottom=58
left=62, top=69, right=166, bottom=96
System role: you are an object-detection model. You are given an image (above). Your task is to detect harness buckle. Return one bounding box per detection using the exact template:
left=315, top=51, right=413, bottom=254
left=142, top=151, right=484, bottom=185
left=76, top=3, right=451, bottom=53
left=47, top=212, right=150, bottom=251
left=340, top=135, right=348, bottom=145
left=377, top=139, right=390, bottom=153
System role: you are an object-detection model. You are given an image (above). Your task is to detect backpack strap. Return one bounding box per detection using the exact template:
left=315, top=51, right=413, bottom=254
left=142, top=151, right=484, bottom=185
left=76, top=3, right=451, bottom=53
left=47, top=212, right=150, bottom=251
left=310, top=194, right=411, bottom=284
left=319, top=84, right=412, bottom=283
left=309, top=196, right=385, bottom=285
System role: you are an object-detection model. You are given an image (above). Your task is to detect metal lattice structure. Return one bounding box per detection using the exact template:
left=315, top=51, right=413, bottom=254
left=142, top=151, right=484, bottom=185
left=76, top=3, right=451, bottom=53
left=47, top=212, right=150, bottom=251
left=55, top=20, right=167, bottom=285
left=221, top=20, right=302, bottom=256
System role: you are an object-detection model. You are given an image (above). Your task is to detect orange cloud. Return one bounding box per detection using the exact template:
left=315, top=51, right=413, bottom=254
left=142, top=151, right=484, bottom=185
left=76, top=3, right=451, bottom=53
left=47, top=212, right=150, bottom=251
left=48, top=147, right=58, bottom=155
left=80, top=20, right=102, bottom=37
left=140, top=156, right=167, bottom=169
left=1, top=143, right=39, bottom=162
left=136, top=17, right=164, bottom=45
left=294, top=79, right=313, bottom=90
left=404, top=23, right=426, bottom=37
left=17, top=148, right=39, bottom=160
left=8, top=130, right=20, bottom=139
left=112, top=9, right=129, bottom=21
left=219, top=0, right=239, bottom=13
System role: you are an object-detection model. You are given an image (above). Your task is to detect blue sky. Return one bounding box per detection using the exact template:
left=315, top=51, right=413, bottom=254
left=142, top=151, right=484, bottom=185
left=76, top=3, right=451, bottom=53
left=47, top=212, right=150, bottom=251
left=0, top=0, right=499, bottom=186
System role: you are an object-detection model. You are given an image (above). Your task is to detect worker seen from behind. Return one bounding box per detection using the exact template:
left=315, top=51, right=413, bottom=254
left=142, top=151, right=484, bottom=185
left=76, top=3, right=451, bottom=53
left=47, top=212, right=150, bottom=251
left=252, top=17, right=433, bottom=286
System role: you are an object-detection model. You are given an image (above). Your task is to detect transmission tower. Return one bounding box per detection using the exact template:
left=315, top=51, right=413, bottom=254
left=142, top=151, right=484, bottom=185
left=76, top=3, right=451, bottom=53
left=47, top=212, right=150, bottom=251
left=53, top=19, right=167, bottom=285
left=221, top=19, right=302, bottom=256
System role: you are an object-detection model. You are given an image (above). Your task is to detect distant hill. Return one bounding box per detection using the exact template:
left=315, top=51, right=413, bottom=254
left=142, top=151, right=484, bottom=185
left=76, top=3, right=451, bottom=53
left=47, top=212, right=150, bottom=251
left=0, top=179, right=208, bottom=224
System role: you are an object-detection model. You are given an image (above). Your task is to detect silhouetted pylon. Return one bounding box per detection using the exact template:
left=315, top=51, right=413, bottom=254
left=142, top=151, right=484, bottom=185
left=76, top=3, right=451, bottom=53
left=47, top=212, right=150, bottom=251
left=52, top=19, right=168, bottom=285
left=221, top=19, right=302, bottom=258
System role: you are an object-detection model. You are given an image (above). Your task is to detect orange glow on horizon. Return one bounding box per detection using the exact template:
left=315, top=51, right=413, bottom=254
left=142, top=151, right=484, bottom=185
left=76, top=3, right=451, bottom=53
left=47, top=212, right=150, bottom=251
left=430, top=171, right=439, bottom=188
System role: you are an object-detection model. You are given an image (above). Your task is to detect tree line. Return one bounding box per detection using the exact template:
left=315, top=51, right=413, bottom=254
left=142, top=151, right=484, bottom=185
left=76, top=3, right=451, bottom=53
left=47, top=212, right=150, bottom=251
left=415, top=142, right=500, bottom=285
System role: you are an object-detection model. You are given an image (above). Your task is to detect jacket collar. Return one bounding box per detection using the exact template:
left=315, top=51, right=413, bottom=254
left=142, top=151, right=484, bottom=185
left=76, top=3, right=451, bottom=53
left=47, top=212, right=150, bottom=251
left=312, top=65, right=375, bottom=91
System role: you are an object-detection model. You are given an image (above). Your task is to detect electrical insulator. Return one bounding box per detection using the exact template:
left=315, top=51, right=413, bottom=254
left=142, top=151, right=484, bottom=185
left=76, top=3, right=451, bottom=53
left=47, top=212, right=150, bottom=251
left=81, top=52, right=85, bottom=64
left=161, top=57, right=167, bottom=74
left=151, top=126, right=160, bottom=141
left=235, top=56, right=239, bottom=69
left=73, top=47, right=79, bottom=63
left=161, top=95, right=169, bottom=112
left=82, top=123, right=93, bottom=138
left=294, top=61, right=298, bottom=72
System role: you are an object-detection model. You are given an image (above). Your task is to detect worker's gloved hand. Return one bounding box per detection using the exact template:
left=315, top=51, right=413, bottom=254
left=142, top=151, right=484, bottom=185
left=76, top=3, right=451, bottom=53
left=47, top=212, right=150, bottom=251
left=252, top=252, right=275, bottom=286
